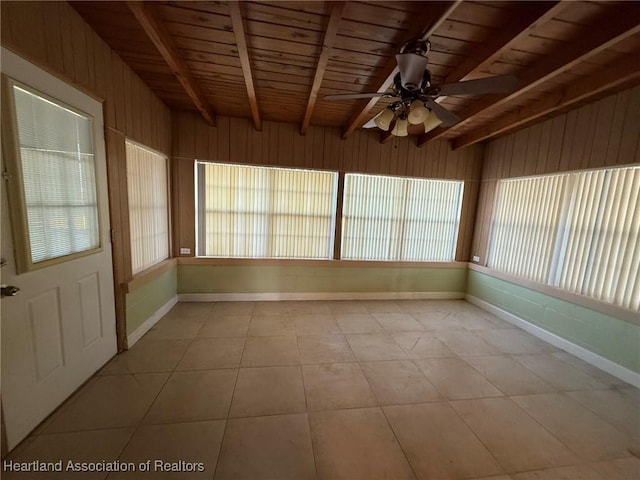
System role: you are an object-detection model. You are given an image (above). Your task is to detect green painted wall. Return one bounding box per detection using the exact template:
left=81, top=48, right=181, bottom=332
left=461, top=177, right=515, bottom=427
left=126, top=266, right=177, bottom=336
left=467, top=269, right=640, bottom=372
left=177, top=264, right=467, bottom=295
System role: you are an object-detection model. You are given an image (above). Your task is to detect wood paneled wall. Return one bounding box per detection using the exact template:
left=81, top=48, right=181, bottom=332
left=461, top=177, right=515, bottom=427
left=1, top=1, right=172, bottom=350
left=472, top=85, right=640, bottom=264
left=172, top=111, right=484, bottom=262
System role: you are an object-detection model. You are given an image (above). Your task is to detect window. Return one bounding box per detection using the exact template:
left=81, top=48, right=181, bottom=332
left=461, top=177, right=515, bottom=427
left=8, top=83, right=100, bottom=269
left=196, top=162, right=338, bottom=259
left=488, top=165, right=640, bottom=310
left=341, top=173, right=464, bottom=261
left=126, top=140, right=169, bottom=274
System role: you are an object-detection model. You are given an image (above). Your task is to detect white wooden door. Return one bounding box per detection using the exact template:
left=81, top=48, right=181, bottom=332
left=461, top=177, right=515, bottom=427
left=1, top=48, right=117, bottom=451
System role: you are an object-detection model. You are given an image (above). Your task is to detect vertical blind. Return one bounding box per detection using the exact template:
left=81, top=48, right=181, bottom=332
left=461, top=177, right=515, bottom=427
left=13, top=85, right=99, bottom=264
left=488, top=165, right=640, bottom=310
left=126, top=141, right=169, bottom=274
left=197, top=162, right=337, bottom=258
left=341, top=174, right=464, bottom=261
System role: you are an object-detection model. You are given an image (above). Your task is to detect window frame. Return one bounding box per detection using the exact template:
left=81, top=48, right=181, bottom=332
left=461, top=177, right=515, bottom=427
left=487, top=165, right=640, bottom=310
left=1, top=74, right=104, bottom=273
left=195, top=161, right=339, bottom=260
left=125, top=139, right=171, bottom=276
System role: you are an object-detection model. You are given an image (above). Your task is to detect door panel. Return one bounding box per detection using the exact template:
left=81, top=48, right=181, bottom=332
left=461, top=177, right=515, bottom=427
left=1, top=47, right=117, bottom=451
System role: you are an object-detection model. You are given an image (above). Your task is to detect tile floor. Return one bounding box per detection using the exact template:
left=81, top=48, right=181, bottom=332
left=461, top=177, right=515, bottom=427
left=6, top=299, right=640, bottom=480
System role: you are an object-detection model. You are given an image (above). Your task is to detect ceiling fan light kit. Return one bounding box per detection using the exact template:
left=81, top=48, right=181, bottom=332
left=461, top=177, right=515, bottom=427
left=391, top=115, right=409, bottom=137
left=324, top=37, right=519, bottom=139
left=373, top=108, right=395, bottom=131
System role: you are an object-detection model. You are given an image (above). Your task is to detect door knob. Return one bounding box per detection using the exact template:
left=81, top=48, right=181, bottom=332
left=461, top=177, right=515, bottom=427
left=1, top=285, right=20, bottom=297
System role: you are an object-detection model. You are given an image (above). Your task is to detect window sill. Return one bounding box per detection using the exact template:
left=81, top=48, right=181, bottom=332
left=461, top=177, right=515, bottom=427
left=124, top=258, right=177, bottom=294
left=177, top=257, right=467, bottom=269
left=468, top=263, right=639, bottom=326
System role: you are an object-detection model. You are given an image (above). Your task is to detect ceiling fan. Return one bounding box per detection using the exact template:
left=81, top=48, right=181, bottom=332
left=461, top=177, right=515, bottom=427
left=324, top=39, right=519, bottom=137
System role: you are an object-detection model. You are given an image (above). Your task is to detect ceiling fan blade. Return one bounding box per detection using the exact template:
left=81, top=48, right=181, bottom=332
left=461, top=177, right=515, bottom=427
left=323, top=92, right=396, bottom=101
left=437, top=75, right=519, bottom=97
left=396, top=53, right=428, bottom=90
left=424, top=98, right=460, bottom=127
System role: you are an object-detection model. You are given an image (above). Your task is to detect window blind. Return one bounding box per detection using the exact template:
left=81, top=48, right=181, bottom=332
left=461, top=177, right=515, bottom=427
left=197, top=162, right=337, bottom=259
left=341, top=174, right=464, bottom=261
left=13, top=85, right=99, bottom=264
left=488, top=165, right=640, bottom=310
left=126, top=141, right=169, bottom=274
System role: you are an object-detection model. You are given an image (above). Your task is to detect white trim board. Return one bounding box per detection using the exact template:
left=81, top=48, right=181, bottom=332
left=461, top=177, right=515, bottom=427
left=466, top=294, right=640, bottom=388
left=178, top=291, right=464, bottom=302
left=127, top=295, right=178, bottom=347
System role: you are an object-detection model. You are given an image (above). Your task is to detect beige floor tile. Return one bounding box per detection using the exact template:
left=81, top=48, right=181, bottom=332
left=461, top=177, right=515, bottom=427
left=512, top=393, right=632, bottom=461
left=391, top=332, right=456, bottom=358
left=215, top=413, right=316, bottom=480
left=552, top=351, right=629, bottom=388
left=384, top=402, right=503, bottom=479
left=294, top=314, right=341, bottom=335
left=176, top=337, right=244, bottom=371
left=477, top=329, right=556, bottom=355
left=412, top=311, right=467, bottom=331
left=287, top=301, right=332, bottom=315
left=463, top=355, right=555, bottom=395
left=451, top=397, right=578, bottom=473
left=164, top=302, right=213, bottom=318
left=297, top=335, right=356, bottom=364
left=241, top=336, right=299, bottom=366
left=211, top=301, right=254, bottom=315
left=144, top=315, right=206, bottom=340
left=309, top=407, right=415, bottom=480
left=99, top=339, right=190, bottom=374
left=198, top=315, right=250, bottom=338
left=44, top=374, right=169, bottom=433
left=110, top=421, right=225, bottom=480
left=363, top=301, right=403, bottom=314
left=414, top=358, right=502, bottom=400
left=567, top=389, right=640, bottom=443
left=346, top=333, right=408, bottom=361
left=3, top=429, right=133, bottom=480
left=247, top=315, right=295, bottom=336
left=143, top=370, right=236, bottom=424
left=512, top=464, right=606, bottom=480
left=457, top=313, right=504, bottom=331
left=327, top=300, right=369, bottom=313
left=436, top=330, right=501, bottom=356
left=335, top=313, right=382, bottom=333
left=512, top=354, right=607, bottom=391
left=395, top=299, right=439, bottom=313
left=251, top=301, right=294, bottom=316
left=229, top=366, right=306, bottom=418
left=360, top=360, right=441, bottom=405
left=373, top=313, right=423, bottom=332
left=302, top=363, right=377, bottom=411
left=589, top=456, right=640, bottom=479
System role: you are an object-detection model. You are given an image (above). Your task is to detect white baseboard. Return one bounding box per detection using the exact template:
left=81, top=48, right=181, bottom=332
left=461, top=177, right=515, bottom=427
left=127, top=295, right=178, bottom=347
left=466, top=294, right=640, bottom=388
left=178, top=291, right=464, bottom=302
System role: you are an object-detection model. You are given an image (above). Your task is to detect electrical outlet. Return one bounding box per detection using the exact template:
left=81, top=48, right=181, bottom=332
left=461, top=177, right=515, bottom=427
left=472, top=255, right=480, bottom=263
left=180, top=247, right=191, bottom=255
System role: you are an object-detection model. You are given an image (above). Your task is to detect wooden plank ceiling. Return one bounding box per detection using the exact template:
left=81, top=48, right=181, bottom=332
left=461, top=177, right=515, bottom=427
left=72, top=0, right=640, bottom=148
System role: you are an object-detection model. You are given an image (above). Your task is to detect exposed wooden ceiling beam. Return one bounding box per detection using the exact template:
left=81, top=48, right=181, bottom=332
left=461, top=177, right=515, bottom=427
left=418, top=4, right=640, bottom=147
left=452, top=54, right=640, bottom=150
left=127, top=1, right=215, bottom=126
left=228, top=1, right=261, bottom=132
left=341, top=0, right=462, bottom=140
left=442, top=1, right=564, bottom=84
left=301, top=1, right=345, bottom=135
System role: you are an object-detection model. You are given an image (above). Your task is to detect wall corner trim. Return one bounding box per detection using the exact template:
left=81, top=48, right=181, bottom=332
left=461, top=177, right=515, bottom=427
left=465, top=294, right=640, bottom=388
left=126, top=295, right=178, bottom=348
